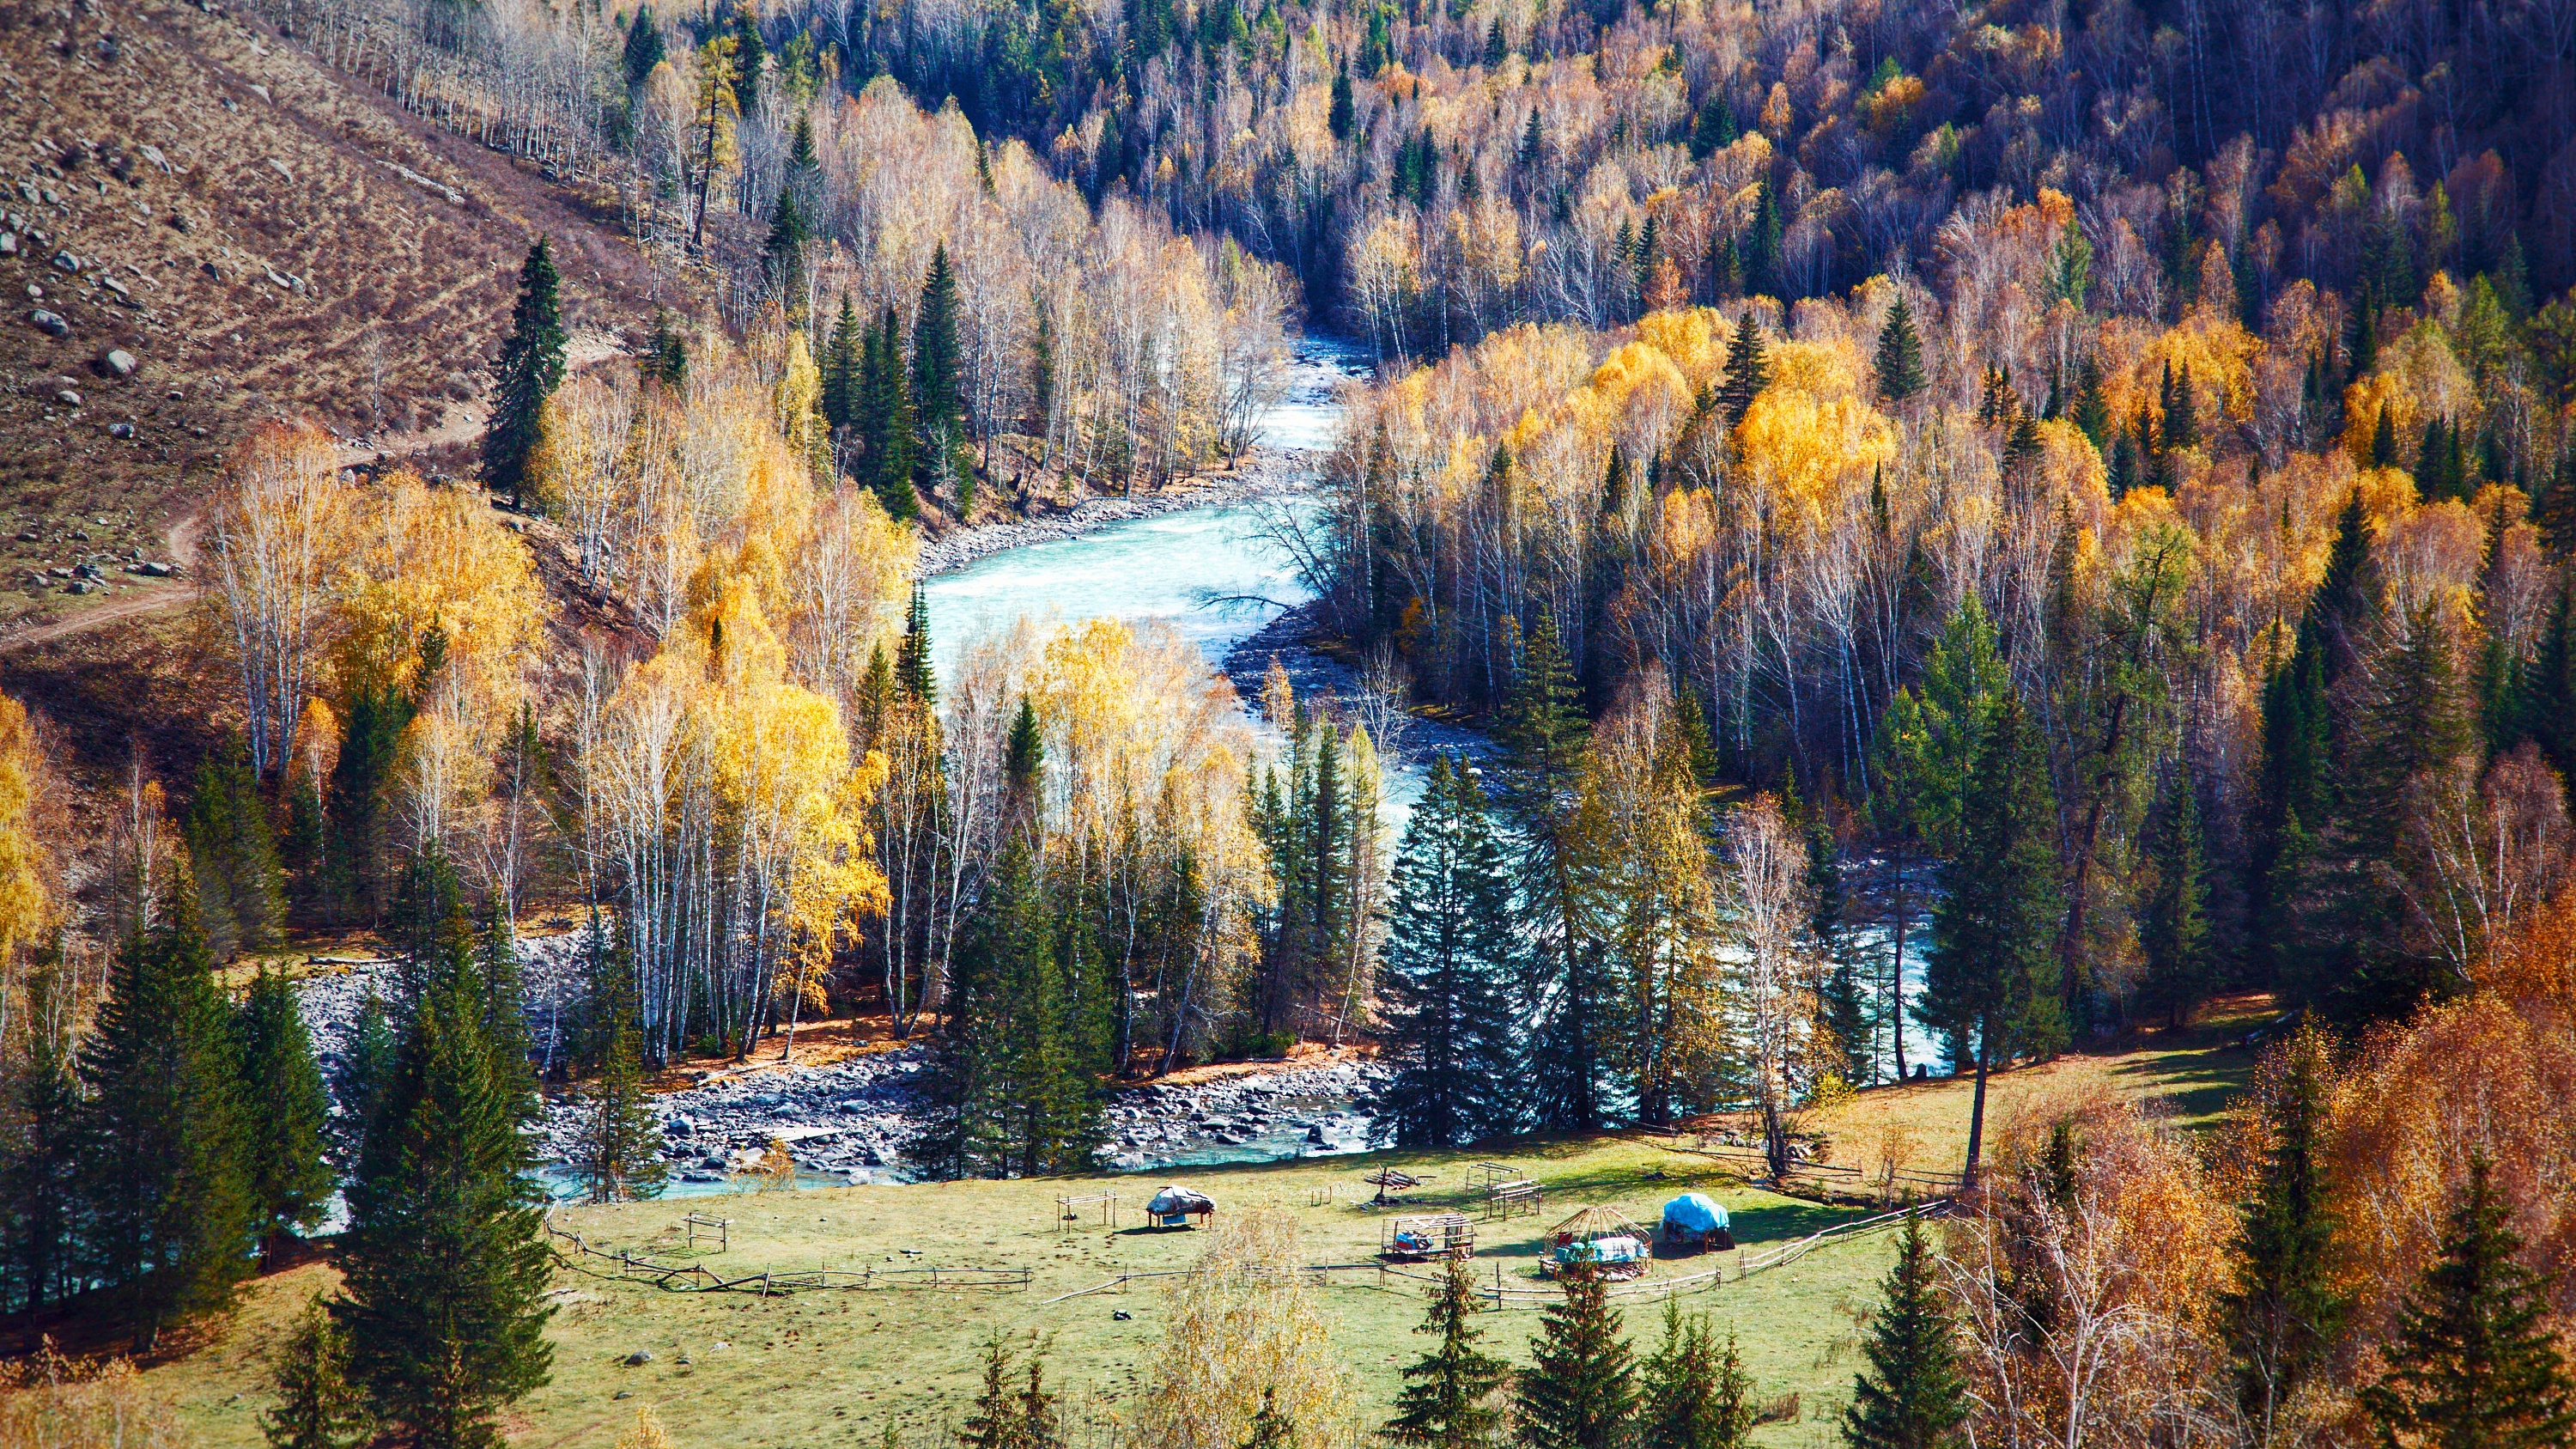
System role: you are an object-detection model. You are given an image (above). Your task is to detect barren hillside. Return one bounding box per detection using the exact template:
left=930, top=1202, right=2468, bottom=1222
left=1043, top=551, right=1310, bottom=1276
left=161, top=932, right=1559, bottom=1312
left=0, top=0, right=677, bottom=642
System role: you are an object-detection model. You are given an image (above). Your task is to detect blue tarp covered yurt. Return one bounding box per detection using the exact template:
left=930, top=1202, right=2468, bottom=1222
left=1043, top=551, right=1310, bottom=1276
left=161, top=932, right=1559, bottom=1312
left=1661, top=1191, right=1734, bottom=1251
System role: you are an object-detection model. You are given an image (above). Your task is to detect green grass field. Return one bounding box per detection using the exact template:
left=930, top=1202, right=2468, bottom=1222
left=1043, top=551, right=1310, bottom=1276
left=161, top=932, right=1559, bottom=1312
left=147, top=1000, right=2270, bottom=1449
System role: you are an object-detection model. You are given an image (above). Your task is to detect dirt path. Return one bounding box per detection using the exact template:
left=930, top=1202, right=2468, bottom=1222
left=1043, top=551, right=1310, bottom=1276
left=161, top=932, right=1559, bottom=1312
left=0, top=514, right=202, bottom=652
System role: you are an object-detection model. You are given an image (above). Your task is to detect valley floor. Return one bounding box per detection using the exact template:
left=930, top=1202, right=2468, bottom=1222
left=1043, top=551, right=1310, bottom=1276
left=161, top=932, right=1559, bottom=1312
left=134, top=999, right=2267, bottom=1449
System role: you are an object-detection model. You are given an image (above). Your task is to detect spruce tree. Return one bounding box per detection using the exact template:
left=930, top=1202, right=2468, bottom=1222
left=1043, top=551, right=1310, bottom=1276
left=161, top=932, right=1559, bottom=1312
left=333, top=984, right=398, bottom=1159
left=238, top=966, right=334, bottom=1258
left=185, top=731, right=286, bottom=959
left=2223, top=1030, right=2349, bottom=1441
left=337, top=955, right=556, bottom=1449
left=2535, top=447, right=2576, bottom=560
left=1807, top=806, right=1869, bottom=1084
left=1328, top=66, right=1355, bottom=141
left=823, top=294, right=863, bottom=433
left=1497, top=612, right=1601, bottom=1132
left=2371, top=402, right=2399, bottom=469
left=1515, top=1262, right=1637, bottom=1449
left=5, top=947, right=81, bottom=1312
left=1388, top=1258, right=1511, bottom=1449
left=483, top=238, right=567, bottom=510
left=728, top=2, right=766, bottom=111
left=1716, top=311, right=1769, bottom=428
left=619, top=4, right=664, bottom=86
left=913, top=242, right=966, bottom=454
left=1640, top=1301, right=1756, bottom=1449
left=764, top=185, right=810, bottom=301
left=265, top=1294, right=372, bottom=1449
left=2358, top=1154, right=2575, bottom=1448
left=1378, top=758, right=1520, bottom=1147
left=82, top=893, right=257, bottom=1341
left=958, top=1333, right=1024, bottom=1449
left=574, top=982, right=668, bottom=1203
left=896, top=581, right=939, bottom=705
left=1843, top=1212, right=1966, bottom=1449
left=643, top=307, right=688, bottom=391
left=867, top=304, right=920, bottom=518
left=1874, top=293, right=1924, bottom=403
left=1918, top=694, right=2063, bottom=1190
left=2136, top=764, right=2208, bottom=1031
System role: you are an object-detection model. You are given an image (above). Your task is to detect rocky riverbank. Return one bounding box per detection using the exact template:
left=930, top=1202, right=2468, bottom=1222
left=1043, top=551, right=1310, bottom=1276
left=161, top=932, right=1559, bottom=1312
left=295, top=944, right=1393, bottom=1189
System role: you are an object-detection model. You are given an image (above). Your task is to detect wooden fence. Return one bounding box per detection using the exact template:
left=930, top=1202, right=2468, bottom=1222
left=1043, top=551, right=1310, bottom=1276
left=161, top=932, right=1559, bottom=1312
left=1037, top=1205, right=1949, bottom=1311
left=545, top=1217, right=1030, bottom=1296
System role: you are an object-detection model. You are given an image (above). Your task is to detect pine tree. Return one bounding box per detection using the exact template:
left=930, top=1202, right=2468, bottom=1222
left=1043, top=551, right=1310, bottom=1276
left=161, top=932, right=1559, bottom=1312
left=1328, top=66, right=1355, bottom=140
left=184, top=731, right=287, bottom=959
left=1874, top=294, right=1924, bottom=403
left=1388, top=1258, right=1511, bottom=1449
left=2358, top=1154, right=2576, bottom=1448
left=265, top=1294, right=372, bottom=1449
left=1515, top=1262, right=1637, bottom=1449
left=574, top=977, right=668, bottom=1203
left=82, top=893, right=256, bottom=1341
left=2371, top=401, right=2399, bottom=469
left=1843, top=1212, right=1965, bottom=1449
left=1379, top=758, right=1520, bottom=1146
left=2222, top=1030, right=2348, bottom=1441
left=1716, top=311, right=1769, bottom=428
left=620, top=4, right=665, bottom=86
left=2136, top=764, right=2208, bottom=1031
left=337, top=957, right=556, bottom=1449
left=1919, top=694, right=2063, bottom=1189
left=483, top=238, right=567, bottom=510
left=1640, top=1301, right=1756, bottom=1449
left=238, top=966, right=334, bottom=1257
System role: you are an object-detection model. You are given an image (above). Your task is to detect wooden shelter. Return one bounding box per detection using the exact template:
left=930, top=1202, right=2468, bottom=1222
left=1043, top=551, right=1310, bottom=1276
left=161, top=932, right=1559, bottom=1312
left=1145, top=1185, right=1216, bottom=1229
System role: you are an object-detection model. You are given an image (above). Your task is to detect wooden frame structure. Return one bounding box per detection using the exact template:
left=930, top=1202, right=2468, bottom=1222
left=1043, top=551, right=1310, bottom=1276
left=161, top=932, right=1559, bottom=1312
left=1541, top=1204, right=1654, bottom=1281
left=1485, top=1178, right=1544, bottom=1219
left=1381, top=1214, right=1476, bottom=1261
left=1056, top=1192, right=1120, bottom=1231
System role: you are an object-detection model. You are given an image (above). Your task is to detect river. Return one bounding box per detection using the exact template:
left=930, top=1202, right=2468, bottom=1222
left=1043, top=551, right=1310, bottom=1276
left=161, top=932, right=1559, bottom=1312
left=922, top=337, right=1358, bottom=685
left=506, top=334, right=1945, bottom=1197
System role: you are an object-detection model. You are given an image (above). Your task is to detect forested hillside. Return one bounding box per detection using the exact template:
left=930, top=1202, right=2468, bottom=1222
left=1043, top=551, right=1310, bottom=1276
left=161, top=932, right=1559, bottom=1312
left=3, top=0, right=2576, bottom=1443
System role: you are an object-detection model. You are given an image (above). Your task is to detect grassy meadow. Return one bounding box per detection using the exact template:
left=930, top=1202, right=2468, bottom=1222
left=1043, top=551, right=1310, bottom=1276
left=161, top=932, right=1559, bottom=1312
left=146, top=999, right=2269, bottom=1449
